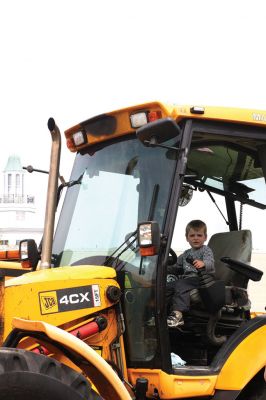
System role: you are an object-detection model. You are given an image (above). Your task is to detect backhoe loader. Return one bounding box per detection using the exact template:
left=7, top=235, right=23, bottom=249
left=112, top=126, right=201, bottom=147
left=0, top=101, right=265, bottom=399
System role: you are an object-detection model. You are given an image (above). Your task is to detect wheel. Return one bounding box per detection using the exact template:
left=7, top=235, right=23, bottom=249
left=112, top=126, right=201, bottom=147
left=0, top=348, right=102, bottom=400
left=236, top=368, right=266, bottom=400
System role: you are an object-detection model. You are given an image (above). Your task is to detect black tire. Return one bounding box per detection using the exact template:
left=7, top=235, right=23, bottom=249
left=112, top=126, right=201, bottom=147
left=0, top=348, right=102, bottom=400
left=236, top=368, right=266, bottom=400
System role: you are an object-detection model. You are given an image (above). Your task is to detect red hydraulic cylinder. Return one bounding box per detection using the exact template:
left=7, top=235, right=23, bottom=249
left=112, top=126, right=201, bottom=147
left=32, top=315, right=107, bottom=355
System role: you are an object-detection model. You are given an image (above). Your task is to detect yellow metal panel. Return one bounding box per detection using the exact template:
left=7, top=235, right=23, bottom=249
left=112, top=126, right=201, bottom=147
left=166, top=104, right=266, bottom=127
left=215, top=324, right=266, bottom=390
left=128, top=368, right=217, bottom=398
left=0, top=261, right=23, bottom=269
left=0, top=262, right=30, bottom=281
left=5, top=265, right=116, bottom=287
left=3, top=265, right=119, bottom=340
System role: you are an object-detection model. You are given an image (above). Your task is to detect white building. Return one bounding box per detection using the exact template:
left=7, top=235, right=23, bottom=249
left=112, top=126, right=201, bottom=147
left=0, top=155, right=43, bottom=250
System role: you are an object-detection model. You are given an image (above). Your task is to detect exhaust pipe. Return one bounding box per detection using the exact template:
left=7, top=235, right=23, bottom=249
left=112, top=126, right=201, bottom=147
left=40, top=118, right=61, bottom=269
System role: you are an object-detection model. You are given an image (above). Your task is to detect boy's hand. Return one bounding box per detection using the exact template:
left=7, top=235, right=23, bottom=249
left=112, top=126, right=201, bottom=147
left=193, top=259, right=205, bottom=269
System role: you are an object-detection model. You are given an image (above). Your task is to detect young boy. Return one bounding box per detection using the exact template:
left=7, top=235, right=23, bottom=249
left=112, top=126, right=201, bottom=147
left=167, top=220, right=215, bottom=328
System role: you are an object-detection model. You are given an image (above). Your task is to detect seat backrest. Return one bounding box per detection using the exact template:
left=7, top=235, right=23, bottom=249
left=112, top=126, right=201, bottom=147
left=208, top=230, right=252, bottom=288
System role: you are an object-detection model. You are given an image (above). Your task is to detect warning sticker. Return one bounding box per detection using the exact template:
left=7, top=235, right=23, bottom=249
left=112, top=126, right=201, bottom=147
left=90, top=345, right=103, bottom=356
left=39, top=285, right=101, bottom=315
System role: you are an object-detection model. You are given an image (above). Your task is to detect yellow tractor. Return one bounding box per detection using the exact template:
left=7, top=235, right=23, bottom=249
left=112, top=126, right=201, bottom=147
left=0, top=102, right=265, bottom=399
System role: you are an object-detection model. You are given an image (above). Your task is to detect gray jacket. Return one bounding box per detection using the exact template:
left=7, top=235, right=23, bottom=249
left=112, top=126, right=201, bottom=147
left=168, top=245, right=215, bottom=277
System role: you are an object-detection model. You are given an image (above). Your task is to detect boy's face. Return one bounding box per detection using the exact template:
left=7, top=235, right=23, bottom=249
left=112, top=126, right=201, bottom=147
left=186, top=228, right=207, bottom=249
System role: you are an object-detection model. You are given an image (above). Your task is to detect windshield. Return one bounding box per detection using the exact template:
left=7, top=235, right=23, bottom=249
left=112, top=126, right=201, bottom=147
left=53, top=136, right=176, bottom=265
left=52, top=135, right=177, bottom=364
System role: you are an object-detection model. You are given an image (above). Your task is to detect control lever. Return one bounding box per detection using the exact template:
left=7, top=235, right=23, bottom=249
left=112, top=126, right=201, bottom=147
left=185, top=255, right=195, bottom=266
left=185, top=256, right=213, bottom=286
left=186, top=257, right=226, bottom=319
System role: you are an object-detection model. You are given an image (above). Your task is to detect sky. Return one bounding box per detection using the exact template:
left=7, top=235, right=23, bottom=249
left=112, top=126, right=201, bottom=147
left=1, top=0, right=266, bottom=227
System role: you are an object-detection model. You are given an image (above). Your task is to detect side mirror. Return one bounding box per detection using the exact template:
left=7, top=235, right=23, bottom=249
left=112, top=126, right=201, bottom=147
left=136, top=118, right=181, bottom=147
left=19, top=239, right=40, bottom=270
left=137, top=221, right=160, bottom=256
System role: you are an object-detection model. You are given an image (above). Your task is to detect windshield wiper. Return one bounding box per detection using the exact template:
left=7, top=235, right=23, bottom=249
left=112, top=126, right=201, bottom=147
left=103, top=229, right=138, bottom=268
left=102, top=183, right=160, bottom=270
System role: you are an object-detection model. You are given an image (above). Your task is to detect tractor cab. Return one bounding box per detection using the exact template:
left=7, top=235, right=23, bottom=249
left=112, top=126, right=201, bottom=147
left=50, top=104, right=265, bottom=380
left=134, top=115, right=265, bottom=369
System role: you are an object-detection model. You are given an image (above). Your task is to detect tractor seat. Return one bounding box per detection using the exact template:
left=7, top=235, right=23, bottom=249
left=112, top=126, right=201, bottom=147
left=190, top=229, right=253, bottom=312
left=209, top=230, right=252, bottom=285
left=187, top=230, right=264, bottom=345
left=209, top=229, right=253, bottom=311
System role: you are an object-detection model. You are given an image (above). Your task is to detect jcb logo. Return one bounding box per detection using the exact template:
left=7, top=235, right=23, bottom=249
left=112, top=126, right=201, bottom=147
left=43, top=296, right=57, bottom=309
left=39, top=291, right=58, bottom=314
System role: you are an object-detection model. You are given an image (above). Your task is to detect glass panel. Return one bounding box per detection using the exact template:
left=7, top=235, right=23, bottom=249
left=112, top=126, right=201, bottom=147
left=52, top=135, right=177, bottom=364
left=61, top=171, right=139, bottom=263
left=186, top=143, right=266, bottom=208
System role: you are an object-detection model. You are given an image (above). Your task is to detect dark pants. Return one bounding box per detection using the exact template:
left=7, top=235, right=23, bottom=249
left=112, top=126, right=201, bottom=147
left=166, top=276, right=200, bottom=313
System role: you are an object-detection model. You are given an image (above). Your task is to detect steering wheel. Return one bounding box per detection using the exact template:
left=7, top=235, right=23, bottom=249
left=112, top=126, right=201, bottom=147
left=168, top=248, right=178, bottom=266
left=166, top=248, right=179, bottom=283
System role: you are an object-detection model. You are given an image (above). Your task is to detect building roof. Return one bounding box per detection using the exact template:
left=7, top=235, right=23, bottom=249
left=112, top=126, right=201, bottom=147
left=4, top=155, right=23, bottom=172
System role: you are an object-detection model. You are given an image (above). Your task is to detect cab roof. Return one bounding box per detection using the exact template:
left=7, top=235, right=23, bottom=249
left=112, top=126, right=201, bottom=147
left=64, top=101, right=266, bottom=153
